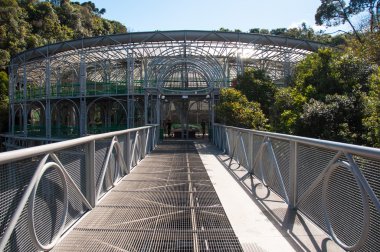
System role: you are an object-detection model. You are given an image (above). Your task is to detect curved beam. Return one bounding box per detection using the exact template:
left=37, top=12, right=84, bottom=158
left=11, top=30, right=327, bottom=65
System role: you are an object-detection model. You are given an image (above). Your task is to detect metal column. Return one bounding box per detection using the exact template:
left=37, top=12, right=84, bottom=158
left=22, top=64, right=27, bottom=137
left=79, top=54, right=87, bottom=136
left=127, top=53, right=135, bottom=128
left=9, top=62, right=15, bottom=136
left=45, top=58, right=51, bottom=139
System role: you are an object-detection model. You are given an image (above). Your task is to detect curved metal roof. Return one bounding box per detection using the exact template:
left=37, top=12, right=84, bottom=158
left=11, top=30, right=326, bottom=64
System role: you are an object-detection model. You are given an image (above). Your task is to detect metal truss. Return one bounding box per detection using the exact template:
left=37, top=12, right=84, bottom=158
left=7, top=30, right=326, bottom=145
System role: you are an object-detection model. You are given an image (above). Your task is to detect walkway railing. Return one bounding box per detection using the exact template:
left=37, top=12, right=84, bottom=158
left=0, top=125, right=158, bottom=251
left=213, top=124, right=380, bottom=251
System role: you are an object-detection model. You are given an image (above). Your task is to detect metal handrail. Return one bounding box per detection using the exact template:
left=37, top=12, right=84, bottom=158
left=216, top=124, right=380, bottom=160
left=213, top=123, right=380, bottom=251
left=0, top=125, right=159, bottom=251
left=0, top=125, right=156, bottom=165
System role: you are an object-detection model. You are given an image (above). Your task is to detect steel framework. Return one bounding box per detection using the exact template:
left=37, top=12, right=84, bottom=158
left=7, top=30, right=325, bottom=147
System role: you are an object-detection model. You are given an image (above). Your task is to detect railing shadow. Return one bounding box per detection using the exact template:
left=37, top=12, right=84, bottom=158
left=196, top=142, right=343, bottom=252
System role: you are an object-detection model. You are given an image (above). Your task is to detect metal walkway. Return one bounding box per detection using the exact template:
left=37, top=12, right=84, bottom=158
left=53, top=141, right=243, bottom=251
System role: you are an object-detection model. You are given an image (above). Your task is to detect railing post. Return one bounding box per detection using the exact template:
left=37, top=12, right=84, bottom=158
left=119, top=134, right=127, bottom=175
left=248, top=131, right=254, bottom=174
left=126, top=132, right=131, bottom=174
left=85, top=140, right=96, bottom=207
left=289, top=141, right=298, bottom=209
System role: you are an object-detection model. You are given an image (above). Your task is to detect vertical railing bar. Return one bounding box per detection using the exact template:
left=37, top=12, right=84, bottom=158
left=250, top=137, right=267, bottom=177
left=240, top=133, right=250, bottom=170
left=144, top=128, right=150, bottom=156
left=289, top=141, right=297, bottom=209
left=259, top=141, right=268, bottom=186
left=228, top=131, right=239, bottom=168
left=248, top=131, right=255, bottom=175
left=114, top=142, right=129, bottom=180
left=85, top=140, right=96, bottom=207
left=125, top=132, right=131, bottom=174
left=225, top=128, right=230, bottom=154
left=129, top=131, right=139, bottom=168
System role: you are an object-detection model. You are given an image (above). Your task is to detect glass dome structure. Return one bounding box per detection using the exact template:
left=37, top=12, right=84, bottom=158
left=6, top=30, right=325, bottom=147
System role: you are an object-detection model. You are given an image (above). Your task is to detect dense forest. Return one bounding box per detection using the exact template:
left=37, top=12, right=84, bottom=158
left=0, top=0, right=127, bottom=132
left=1, top=0, right=379, bottom=147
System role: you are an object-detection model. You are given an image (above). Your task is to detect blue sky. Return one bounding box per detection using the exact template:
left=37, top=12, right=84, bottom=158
left=81, top=0, right=350, bottom=33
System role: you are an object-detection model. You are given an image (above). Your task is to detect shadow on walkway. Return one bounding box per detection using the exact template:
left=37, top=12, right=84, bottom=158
left=195, top=142, right=344, bottom=252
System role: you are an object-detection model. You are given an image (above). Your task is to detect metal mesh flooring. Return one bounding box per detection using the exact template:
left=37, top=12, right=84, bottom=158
left=53, top=141, right=243, bottom=251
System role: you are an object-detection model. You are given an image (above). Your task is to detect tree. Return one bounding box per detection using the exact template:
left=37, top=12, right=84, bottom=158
left=235, top=68, right=277, bottom=116
left=284, top=47, right=377, bottom=145
left=249, top=28, right=260, bottom=33
left=272, top=87, right=307, bottom=134
left=293, top=48, right=373, bottom=100
left=315, top=0, right=363, bottom=42
left=297, top=94, right=365, bottom=143
left=270, top=28, right=287, bottom=36
left=0, top=0, right=33, bottom=55
left=362, top=68, right=380, bottom=147
left=0, top=71, right=8, bottom=133
left=215, top=88, right=269, bottom=130
left=349, top=0, right=380, bottom=31
left=25, top=2, right=70, bottom=43
left=218, top=27, right=231, bottom=32
left=348, top=32, right=380, bottom=65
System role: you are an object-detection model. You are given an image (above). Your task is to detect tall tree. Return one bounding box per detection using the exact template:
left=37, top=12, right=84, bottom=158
left=215, top=88, right=268, bottom=130
left=235, top=68, right=277, bottom=116
left=315, top=0, right=363, bottom=42
left=349, top=0, right=380, bottom=31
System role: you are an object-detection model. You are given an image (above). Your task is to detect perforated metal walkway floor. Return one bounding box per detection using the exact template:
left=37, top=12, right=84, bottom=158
left=53, top=141, right=243, bottom=251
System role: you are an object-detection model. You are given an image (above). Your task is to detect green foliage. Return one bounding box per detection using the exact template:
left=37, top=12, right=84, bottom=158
left=248, top=23, right=346, bottom=45
left=0, top=0, right=127, bottom=133
left=282, top=47, right=378, bottom=145
left=0, top=0, right=127, bottom=61
left=215, top=88, right=269, bottom=130
left=315, top=0, right=351, bottom=27
left=315, top=0, right=362, bottom=41
left=348, top=32, right=380, bottom=65
left=0, top=71, right=8, bottom=133
left=362, top=68, right=380, bottom=147
left=272, top=87, right=307, bottom=133
left=0, top=0, right=32, bottom=55
left=293, top=48, right=373, bottom=99
left=297, top=94, right=365, bottom=143
left=235, top=68, right=277, bottom=116
left=349, top=0, right=380, bottom=31
left=0, top=71, right=8, bottom=100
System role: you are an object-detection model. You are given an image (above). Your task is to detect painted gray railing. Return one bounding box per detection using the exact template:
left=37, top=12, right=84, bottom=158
left=213, top=124, right=380, bottom=251
left=0, top=125, right=159, bottom=251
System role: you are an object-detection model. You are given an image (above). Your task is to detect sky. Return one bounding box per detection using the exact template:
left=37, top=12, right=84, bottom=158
left=79, top=0, right=351, bottom=33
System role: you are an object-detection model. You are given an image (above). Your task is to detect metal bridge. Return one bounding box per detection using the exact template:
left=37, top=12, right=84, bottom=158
left=1, top=124, right=380, bottom=251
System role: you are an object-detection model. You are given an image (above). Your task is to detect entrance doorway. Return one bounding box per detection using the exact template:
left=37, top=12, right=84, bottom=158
left=161, top=96, right=210, bottom=140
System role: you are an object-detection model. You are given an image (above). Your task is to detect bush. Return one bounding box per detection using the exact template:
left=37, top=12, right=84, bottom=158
left=216, top=88, right=269, bottom=130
